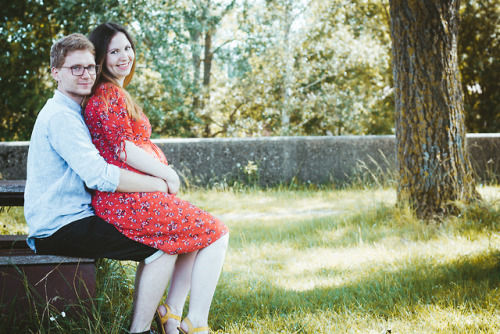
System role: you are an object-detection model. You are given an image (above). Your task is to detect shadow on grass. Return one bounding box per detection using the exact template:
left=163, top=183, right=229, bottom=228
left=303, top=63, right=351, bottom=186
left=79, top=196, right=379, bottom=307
left=211, top=249, right=500, bottom=331
left=228, top=204, right=429, bottom=250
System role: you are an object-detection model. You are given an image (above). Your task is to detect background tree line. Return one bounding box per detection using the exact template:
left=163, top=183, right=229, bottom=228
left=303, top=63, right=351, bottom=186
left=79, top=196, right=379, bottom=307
left=1, top=0, right=498, bottom=141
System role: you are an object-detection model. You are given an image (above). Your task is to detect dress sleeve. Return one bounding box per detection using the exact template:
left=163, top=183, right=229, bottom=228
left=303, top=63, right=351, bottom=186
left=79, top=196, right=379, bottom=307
left=86, top=84, right=135, bottom=161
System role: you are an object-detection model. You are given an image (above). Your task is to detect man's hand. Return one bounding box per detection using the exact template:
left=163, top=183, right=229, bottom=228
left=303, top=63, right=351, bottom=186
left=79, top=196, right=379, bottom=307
left=117, top=169, right=169, bottom=193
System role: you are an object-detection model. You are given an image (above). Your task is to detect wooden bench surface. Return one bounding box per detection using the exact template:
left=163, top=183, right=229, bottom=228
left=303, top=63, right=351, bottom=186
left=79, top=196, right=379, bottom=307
left=0, top=180, right=25, bottom=206
left=0, top=194, right=95, bottom=265
left=0, top=235, right=94, bottom=265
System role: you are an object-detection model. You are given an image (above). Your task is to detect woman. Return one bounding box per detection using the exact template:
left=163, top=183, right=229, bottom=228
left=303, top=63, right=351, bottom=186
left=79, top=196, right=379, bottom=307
left=84, top=22, right=229, bottom=334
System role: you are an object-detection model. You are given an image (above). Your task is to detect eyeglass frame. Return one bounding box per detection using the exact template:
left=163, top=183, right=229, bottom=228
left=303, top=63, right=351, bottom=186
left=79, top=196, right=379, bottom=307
left=59, top=65, right=100, bottom=76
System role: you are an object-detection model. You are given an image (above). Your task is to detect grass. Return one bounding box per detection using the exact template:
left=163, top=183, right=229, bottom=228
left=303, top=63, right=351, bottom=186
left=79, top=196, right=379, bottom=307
left=1, top=185, right=499, bottom=333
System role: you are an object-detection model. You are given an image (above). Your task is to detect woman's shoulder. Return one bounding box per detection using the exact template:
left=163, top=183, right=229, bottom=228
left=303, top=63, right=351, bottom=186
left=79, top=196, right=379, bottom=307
left=86, top=83, right=120, bottom=111
left=88, top=82, right=126, bottom=106
left=95, top=82, right=124, bottom=96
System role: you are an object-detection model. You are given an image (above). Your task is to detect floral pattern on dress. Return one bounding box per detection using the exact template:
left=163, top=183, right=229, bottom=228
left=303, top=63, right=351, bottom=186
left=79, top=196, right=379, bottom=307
left=84, top=83, right=228, bottom=254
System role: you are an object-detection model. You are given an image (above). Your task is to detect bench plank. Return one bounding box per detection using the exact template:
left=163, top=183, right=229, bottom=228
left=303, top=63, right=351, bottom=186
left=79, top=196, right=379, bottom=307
left=0, top=182, right=97, bottom=316
left=0, top=180, right=25, bottom=206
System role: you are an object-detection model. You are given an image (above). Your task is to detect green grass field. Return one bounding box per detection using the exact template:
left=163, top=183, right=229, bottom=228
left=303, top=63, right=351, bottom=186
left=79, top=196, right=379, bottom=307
left=1, top=185, right=499, bottom=333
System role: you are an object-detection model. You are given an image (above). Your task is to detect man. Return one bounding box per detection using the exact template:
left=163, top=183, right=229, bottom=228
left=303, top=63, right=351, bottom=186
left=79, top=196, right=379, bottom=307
left=24, top=33, right=175, bottom=334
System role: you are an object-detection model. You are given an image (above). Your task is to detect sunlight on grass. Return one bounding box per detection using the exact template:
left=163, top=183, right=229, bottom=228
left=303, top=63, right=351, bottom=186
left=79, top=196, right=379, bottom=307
left=1, top=185, right=498, bottom=333
left=184, top=186, right=499, bottom=333
left=0, top=207, right=27, bottom=234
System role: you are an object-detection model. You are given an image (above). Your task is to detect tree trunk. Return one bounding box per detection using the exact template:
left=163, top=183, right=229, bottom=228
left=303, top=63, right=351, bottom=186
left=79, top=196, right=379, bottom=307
left=202, top=31, right=213, bottom=137
left=389, top=0, right=479, bottom=218
left=190, top=30, right=201, bottom=113
left=281, top=0, right=293, bottom=134
left=203, top=31, right=213, bottom=87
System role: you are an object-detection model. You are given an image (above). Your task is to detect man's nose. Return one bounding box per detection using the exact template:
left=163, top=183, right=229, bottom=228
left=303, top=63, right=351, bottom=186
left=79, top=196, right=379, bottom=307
left=81, top=68, right=92, bottom=78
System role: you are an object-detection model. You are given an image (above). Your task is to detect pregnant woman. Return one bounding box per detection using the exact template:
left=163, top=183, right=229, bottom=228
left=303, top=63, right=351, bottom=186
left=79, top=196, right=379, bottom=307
left=84, top=22, right=229, bottom=334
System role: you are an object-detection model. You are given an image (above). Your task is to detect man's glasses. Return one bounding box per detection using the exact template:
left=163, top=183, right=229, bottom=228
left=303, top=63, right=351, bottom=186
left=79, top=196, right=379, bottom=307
left=60, top=65, right=100, bottom=76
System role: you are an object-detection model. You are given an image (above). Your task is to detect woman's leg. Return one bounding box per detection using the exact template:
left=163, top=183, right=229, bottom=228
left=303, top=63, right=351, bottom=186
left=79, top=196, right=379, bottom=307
left=130, top=253, right=177, bottom=333
left=158, top=251, right=198, bottom=333
left=179, top=233, right=229, bottom=334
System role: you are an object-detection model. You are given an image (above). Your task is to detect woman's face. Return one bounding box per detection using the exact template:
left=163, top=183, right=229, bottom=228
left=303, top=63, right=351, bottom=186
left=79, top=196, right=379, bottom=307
left=106, top=32, right=135, bottom=86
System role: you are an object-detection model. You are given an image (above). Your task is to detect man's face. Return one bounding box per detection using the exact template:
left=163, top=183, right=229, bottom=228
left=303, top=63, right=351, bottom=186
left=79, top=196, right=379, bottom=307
left=51, top=50, right=96, bottom=104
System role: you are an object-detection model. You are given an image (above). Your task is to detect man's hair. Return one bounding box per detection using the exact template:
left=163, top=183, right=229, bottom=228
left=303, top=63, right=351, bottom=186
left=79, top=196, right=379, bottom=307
left=50, top=33, right=95, bottom=68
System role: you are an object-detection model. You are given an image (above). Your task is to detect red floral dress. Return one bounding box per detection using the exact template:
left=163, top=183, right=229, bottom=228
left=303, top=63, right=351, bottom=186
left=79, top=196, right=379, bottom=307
left=84, top=83, right=228, bottom=254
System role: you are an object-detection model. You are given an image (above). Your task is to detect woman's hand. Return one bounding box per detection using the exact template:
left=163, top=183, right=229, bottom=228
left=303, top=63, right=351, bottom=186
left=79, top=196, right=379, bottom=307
left=156, top=178, right=169, bottom=193
left=121, top=140, right=181, bottom=194
left=162, top=165, right=180, bottom=194
left=167, top=175, right=180, bottom=195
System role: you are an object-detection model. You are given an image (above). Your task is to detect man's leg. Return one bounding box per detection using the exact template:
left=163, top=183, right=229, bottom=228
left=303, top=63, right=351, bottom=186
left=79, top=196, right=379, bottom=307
left=33, top=216, right=176, bottom=333
left=130, top=253, right=177, bottom=333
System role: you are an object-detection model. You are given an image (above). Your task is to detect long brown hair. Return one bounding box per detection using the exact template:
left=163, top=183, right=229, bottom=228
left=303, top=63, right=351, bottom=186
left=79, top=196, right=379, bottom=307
left=83, top=22, right=142, bottom=120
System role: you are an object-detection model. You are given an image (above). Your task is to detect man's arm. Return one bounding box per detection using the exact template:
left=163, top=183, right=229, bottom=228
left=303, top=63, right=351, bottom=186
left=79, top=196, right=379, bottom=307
left=48, top=110, right=169, bottom=194
left=116, top=169, right=168, bottom=193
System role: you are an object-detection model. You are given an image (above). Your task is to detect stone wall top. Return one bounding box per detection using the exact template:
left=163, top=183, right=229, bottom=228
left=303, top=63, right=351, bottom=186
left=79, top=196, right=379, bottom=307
left=0, top=134, right=498, bottom=185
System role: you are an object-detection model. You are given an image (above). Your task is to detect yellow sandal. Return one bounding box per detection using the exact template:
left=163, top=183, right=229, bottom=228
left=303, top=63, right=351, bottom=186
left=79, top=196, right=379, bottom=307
left=154, top=304, right=181, bottom=334
left=177, top=317, right=209, bottom=334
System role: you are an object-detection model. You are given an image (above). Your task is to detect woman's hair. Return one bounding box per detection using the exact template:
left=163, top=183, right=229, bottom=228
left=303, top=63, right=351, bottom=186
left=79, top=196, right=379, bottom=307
left=50, top=34, right=94, bottom=68
left=84, top=22, right=142, bottom=120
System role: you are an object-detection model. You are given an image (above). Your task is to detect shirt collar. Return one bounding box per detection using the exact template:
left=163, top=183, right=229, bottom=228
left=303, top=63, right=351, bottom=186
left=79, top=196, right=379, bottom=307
left=53, top=90, right=82, bottom=113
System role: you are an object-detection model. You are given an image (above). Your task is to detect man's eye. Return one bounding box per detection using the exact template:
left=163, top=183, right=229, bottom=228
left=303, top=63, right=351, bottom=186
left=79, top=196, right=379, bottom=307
left=88, top=65, right=96, bottom=70
left=71, top=66, right=82, bottom=71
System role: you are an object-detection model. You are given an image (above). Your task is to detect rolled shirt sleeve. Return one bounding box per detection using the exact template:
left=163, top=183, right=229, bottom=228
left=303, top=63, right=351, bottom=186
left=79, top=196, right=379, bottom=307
left=24, top=91, right=120, bottom=251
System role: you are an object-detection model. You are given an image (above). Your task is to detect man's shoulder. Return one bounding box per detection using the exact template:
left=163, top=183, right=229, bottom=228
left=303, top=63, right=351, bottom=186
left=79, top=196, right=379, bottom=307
left=32, top=102, right=84, bottom=141
left=40, top=94, right=81, bottom=118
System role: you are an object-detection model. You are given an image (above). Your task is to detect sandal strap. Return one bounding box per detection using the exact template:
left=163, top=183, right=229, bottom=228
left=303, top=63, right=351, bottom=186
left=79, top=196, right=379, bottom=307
left=159, top=304, right=181, bottom=323
left=184, top=317, right=209, bottom=333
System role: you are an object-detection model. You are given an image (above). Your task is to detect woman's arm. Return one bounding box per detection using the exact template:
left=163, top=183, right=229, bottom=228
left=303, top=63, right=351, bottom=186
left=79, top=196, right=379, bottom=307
left=84, top=84, right=179, bottom=194
left=120, top=140, right=180, bottom=194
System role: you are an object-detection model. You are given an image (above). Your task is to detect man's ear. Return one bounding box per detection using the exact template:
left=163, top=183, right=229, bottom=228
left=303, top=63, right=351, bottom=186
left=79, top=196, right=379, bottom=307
left=51, top=67, right=59, bottom=82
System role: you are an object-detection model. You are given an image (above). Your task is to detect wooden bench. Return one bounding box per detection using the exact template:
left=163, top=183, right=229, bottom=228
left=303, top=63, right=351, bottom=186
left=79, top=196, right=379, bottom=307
left=0, top=180, right=96, bottom=316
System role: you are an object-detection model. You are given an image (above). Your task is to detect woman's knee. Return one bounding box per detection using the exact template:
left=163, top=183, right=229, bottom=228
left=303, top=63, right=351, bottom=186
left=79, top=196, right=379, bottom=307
left=219, top=232, right=229, bottom=247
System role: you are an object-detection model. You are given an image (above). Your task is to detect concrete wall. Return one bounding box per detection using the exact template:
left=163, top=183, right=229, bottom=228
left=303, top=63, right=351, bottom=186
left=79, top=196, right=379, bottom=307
left=1, top=134, right=498, bottom=186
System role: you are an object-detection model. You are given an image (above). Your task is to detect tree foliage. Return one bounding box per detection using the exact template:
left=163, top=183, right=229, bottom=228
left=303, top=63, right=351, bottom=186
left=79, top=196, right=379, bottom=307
left=0, top=0, right=128, bottom=141
left=0, top=0, right=497, bottom=141
left=458, top=0, right=499, bottom=132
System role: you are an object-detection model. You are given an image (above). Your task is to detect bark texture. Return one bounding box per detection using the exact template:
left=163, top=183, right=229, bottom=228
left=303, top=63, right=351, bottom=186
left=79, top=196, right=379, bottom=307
left=389, top=0, right=479, bottom=218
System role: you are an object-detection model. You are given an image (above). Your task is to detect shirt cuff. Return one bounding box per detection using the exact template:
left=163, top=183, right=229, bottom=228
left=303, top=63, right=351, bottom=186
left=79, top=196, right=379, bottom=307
left=101, top=165, right=121, bottom=192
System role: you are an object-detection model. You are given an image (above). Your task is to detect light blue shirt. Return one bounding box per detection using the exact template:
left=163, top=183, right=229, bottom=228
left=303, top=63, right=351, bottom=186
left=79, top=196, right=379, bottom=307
left=25, top=90, right=121, bottom=251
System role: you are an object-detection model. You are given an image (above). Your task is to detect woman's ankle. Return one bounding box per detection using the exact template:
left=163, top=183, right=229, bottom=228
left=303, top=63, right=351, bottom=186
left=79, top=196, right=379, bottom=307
left=182, top=315, right=209, bottom=331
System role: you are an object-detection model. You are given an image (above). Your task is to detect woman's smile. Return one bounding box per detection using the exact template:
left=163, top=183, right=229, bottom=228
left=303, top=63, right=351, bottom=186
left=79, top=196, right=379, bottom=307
left=106, top=32, right=135, bottom=86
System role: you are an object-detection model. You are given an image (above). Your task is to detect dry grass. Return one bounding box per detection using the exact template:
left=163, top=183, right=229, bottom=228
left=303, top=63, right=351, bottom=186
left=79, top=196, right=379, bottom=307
left=186, top=186, right=499, bottom=333
left=1, top=185, right=499, bottom=333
